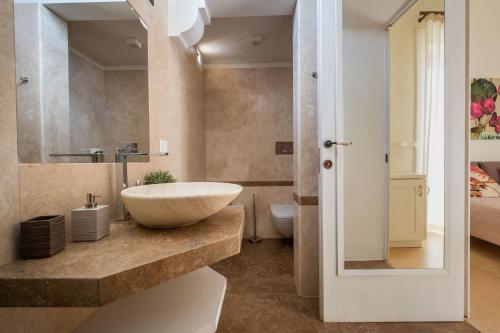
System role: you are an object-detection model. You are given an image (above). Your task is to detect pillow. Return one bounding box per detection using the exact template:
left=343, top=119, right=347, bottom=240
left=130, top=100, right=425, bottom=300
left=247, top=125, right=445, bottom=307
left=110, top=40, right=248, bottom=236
left=470, top=165, right=500, bottom=198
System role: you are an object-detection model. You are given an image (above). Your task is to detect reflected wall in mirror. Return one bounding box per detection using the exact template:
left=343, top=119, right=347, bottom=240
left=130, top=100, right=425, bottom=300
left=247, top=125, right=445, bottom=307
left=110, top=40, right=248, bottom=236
left=342, top=0, right=445, bottom=270
left=14, top=1, right=149, bottom=163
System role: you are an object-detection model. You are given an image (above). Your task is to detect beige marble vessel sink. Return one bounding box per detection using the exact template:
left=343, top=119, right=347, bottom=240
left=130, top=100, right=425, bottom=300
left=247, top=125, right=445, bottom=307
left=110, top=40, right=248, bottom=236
left=121, top=182, right=242, bottom=228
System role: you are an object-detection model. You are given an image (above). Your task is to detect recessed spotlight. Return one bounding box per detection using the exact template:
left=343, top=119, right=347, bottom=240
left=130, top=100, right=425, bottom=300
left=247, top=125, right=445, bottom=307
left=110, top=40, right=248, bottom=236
left=251, top=35, right=264, bottom=46
left=125, top=38, right=142, bottom=49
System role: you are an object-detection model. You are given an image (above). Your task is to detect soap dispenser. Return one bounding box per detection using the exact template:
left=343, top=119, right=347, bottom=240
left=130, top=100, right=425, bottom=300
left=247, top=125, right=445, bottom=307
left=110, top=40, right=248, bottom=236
left=71, top=193, right=110, bottom=242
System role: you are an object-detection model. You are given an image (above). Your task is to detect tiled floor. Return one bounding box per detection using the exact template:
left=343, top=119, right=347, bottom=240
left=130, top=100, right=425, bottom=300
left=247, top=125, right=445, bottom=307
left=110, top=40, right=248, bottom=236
left=469, top=237, right=500, bottom=333
left=211, top=239, right=480, bottom=333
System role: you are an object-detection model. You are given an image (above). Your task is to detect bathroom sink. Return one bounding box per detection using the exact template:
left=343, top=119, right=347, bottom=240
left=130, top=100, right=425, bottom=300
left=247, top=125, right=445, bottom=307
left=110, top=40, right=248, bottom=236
left=121, top=182, right=243, bottom=228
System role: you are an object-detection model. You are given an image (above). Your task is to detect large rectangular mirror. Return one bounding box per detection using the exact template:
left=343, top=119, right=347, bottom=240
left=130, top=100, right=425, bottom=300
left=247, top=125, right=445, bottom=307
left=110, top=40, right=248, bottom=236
left=342, top=0, right=445, bottom=270
left=14, top=1, right=149, bottom=163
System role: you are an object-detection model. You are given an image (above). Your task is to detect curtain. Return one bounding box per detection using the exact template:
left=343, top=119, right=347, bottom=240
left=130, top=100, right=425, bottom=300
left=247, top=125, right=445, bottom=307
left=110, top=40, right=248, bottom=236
left=415, top=15, right=445, bottom=229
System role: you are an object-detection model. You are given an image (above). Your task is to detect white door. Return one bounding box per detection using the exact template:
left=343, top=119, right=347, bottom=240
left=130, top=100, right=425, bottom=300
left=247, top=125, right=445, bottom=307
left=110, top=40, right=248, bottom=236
left=318, top=0, right=467, bottom=322
left=342, top=27, right=388, bottom=262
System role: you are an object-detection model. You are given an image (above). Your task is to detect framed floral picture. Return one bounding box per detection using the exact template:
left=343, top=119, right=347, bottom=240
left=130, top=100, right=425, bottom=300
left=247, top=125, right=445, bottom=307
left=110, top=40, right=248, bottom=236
left=471, top=78, right=500, bottom=140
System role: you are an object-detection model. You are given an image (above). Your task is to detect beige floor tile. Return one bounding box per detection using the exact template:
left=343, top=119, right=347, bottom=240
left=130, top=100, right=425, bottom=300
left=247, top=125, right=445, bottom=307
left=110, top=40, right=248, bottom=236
left=212, top=239, right=479, bottom=333
left=470, top=237, right=500, bottom=333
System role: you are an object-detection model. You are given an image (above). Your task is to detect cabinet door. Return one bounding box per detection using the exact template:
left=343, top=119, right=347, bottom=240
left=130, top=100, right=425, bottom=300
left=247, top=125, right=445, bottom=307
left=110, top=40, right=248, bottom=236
left=389, top=179, right=427, bottom=245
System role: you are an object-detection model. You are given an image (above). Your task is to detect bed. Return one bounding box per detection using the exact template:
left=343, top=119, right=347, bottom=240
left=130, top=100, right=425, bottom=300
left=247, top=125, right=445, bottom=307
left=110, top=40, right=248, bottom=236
left=470, top=162, right=500, bottom=246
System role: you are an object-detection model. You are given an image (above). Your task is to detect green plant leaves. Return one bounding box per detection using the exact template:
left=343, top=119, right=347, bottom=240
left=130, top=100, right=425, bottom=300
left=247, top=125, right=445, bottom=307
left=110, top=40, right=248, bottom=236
left=471, top=125, right=486, bottom=139
left=144, top=170, right=177, bottom=185
left=471, top=78, right=498, bottom=102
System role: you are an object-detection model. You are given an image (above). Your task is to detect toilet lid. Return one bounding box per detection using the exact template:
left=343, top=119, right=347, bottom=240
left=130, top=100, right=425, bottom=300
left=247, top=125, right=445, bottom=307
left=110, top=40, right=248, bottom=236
left=271, top=204, right=294, bottom=219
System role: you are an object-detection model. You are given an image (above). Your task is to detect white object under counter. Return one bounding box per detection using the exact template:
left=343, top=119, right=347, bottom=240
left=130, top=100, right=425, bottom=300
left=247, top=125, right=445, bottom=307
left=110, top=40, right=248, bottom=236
left=389, top=174, right=427, bottom=248
left=76, top=267, right=226, bottom=333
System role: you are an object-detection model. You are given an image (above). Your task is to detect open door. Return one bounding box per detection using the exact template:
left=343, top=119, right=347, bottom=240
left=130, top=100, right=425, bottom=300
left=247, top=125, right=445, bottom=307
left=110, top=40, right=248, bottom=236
left=318, top=0, right=468, bottom=322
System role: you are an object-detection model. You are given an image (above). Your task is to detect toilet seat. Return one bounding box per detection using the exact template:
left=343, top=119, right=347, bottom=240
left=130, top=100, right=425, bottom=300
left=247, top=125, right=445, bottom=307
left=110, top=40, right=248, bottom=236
left=271, top=204, right=294, bottom=238
left=271, top=204, right=294, bottom=219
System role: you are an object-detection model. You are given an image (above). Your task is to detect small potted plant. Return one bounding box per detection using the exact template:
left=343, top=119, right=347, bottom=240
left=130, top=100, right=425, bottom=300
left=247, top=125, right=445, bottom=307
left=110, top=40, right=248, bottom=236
left=144, top=170, right=176, bottom=185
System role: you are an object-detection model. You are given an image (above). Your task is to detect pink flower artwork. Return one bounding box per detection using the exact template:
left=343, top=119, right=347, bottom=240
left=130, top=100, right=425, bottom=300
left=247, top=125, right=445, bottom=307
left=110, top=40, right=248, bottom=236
left=471, top=78, right=500, bottom=140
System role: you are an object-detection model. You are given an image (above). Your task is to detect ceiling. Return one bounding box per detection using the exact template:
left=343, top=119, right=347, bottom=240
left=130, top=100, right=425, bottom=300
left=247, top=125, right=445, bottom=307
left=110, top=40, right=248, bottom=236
left=206, top=0, right=296, bottom=18
left=44, top=1, right=137, bottom=21
left=343, top=0, right=412, bottom=27
left=198, top=16, right=293, bottom=65
left=42, top=1, right=147, bottom=67
left=68, top=20, right=148, bottom=67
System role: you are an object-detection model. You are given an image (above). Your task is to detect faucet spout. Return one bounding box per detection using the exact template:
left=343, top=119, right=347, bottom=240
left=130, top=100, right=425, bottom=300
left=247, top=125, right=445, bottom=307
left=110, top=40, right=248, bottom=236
left=116, top=150, right=149, bottom=221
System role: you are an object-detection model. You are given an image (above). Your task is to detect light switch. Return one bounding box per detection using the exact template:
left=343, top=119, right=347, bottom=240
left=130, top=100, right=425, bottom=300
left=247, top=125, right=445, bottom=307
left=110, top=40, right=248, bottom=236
left=160, top=140, right=168, bottom=154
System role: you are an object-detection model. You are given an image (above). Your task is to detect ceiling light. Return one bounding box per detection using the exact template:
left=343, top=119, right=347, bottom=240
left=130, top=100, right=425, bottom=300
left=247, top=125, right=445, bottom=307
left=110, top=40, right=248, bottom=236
left=125, top=38, right=142, bottom=49
left=251, top=35, right=264, bottom=46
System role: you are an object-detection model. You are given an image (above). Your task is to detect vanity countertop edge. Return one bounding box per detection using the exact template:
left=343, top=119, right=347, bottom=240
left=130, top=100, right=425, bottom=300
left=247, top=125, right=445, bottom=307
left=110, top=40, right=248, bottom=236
left=0, top=206, right=245, bottom=308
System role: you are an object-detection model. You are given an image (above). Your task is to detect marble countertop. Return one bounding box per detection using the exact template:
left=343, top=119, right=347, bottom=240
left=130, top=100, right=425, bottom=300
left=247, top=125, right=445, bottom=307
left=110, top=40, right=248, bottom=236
left=0, top=206, right=244, bottom=307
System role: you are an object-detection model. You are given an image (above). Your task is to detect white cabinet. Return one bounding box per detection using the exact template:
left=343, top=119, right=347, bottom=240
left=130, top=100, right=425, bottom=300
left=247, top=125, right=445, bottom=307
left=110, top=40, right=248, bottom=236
left=389, top=175, right=427, bottom=247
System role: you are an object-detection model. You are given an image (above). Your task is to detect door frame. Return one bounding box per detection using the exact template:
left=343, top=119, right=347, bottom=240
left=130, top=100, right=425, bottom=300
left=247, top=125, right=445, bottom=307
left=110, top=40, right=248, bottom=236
left=318, top=0, right=469, bottom=322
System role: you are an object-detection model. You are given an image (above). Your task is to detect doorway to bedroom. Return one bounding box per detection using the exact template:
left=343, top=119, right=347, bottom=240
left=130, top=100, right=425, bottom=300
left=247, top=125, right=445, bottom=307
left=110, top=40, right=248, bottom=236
left=468, top=1, right=500, bottom=332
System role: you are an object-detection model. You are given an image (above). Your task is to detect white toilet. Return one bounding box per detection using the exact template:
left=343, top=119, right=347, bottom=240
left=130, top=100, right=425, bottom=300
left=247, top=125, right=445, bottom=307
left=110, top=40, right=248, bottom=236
left=271, top=204, right=294, bottom=238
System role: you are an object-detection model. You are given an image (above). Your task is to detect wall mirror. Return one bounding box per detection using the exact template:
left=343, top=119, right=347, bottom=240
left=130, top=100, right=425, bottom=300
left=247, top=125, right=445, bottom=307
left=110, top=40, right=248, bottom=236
left=341, top=0, right=445, bottom=270
left=14, top=1, right=149, bottom=164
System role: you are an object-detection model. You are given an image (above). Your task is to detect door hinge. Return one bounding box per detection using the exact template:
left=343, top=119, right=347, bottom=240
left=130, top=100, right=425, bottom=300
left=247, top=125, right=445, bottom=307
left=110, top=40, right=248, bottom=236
left=385, top=153, right=389, bottom=163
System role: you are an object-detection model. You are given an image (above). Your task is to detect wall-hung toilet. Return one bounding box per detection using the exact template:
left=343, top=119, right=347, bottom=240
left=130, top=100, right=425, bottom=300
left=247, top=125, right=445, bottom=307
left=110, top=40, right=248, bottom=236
left=271, top=204, right=294, bottom=238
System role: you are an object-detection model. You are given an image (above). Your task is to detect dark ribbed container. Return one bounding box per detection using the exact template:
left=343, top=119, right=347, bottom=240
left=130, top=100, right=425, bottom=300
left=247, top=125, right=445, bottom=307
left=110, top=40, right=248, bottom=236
left=20, top=215, right=65, bottom=259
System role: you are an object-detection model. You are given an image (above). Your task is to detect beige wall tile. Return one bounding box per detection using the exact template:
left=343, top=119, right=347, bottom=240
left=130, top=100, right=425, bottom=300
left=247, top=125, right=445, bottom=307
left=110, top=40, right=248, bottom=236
left=205, top=68, right=293, bottom=182
left=204, top=68, right=256, bottom=90
left=294, top=205, right=319, bottom=297
left=293, top=0, right=318, bottom=198
left=19, top=163, right=117, bottom=240
left=205, top=67, right=293, bottom=238
left=68, top=51, right=150, bottom=163
left=292, top=0, right=319, bottom=298
left=0, top=0, right=20, bottom=266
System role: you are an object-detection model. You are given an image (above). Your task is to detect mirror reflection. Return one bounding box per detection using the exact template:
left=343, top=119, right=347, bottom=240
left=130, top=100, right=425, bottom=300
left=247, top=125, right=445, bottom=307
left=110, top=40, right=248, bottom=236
left=342, top=0, right=445, bottom=270
left=14, top=1, right=149, bottom=163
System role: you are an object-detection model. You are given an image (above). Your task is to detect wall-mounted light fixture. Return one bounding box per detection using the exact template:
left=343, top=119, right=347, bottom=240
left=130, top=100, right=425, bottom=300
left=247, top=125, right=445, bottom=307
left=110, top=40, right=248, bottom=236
left=194, top=47, right=203, bottom=69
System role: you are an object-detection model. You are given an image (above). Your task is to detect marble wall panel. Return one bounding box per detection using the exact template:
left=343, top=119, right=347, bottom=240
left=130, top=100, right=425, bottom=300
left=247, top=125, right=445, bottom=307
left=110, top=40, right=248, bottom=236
left=19, top=163, right=117, bottom=241
left=0, top=0, right=20, bottom=266
left=103, top=70, right=149, bottom=161
left=293, top=0, right=318, bottom=198
left=205, top=68, right=293, bottom=182
left=40, top=5, right=70, bottom=162
left=14, top=3, right=42, bottom=163
left=205, top=67, right=294, bottom=237
left=68, top=52, right=149, bottom=163
left=293, top=0, right=319, bottom=297
left=68, top=51, right=106, bottom=159
left=293, top=203, right=319, bottom=297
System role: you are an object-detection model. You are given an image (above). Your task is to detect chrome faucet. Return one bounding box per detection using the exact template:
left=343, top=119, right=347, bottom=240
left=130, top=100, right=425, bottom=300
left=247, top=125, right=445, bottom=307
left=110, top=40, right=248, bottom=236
left=116, top=144, right=149, bottom=221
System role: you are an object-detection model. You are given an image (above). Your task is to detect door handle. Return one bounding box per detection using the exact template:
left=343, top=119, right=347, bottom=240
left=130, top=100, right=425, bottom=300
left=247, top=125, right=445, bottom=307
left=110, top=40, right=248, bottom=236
left=324, top=140, right=352, bottom=148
